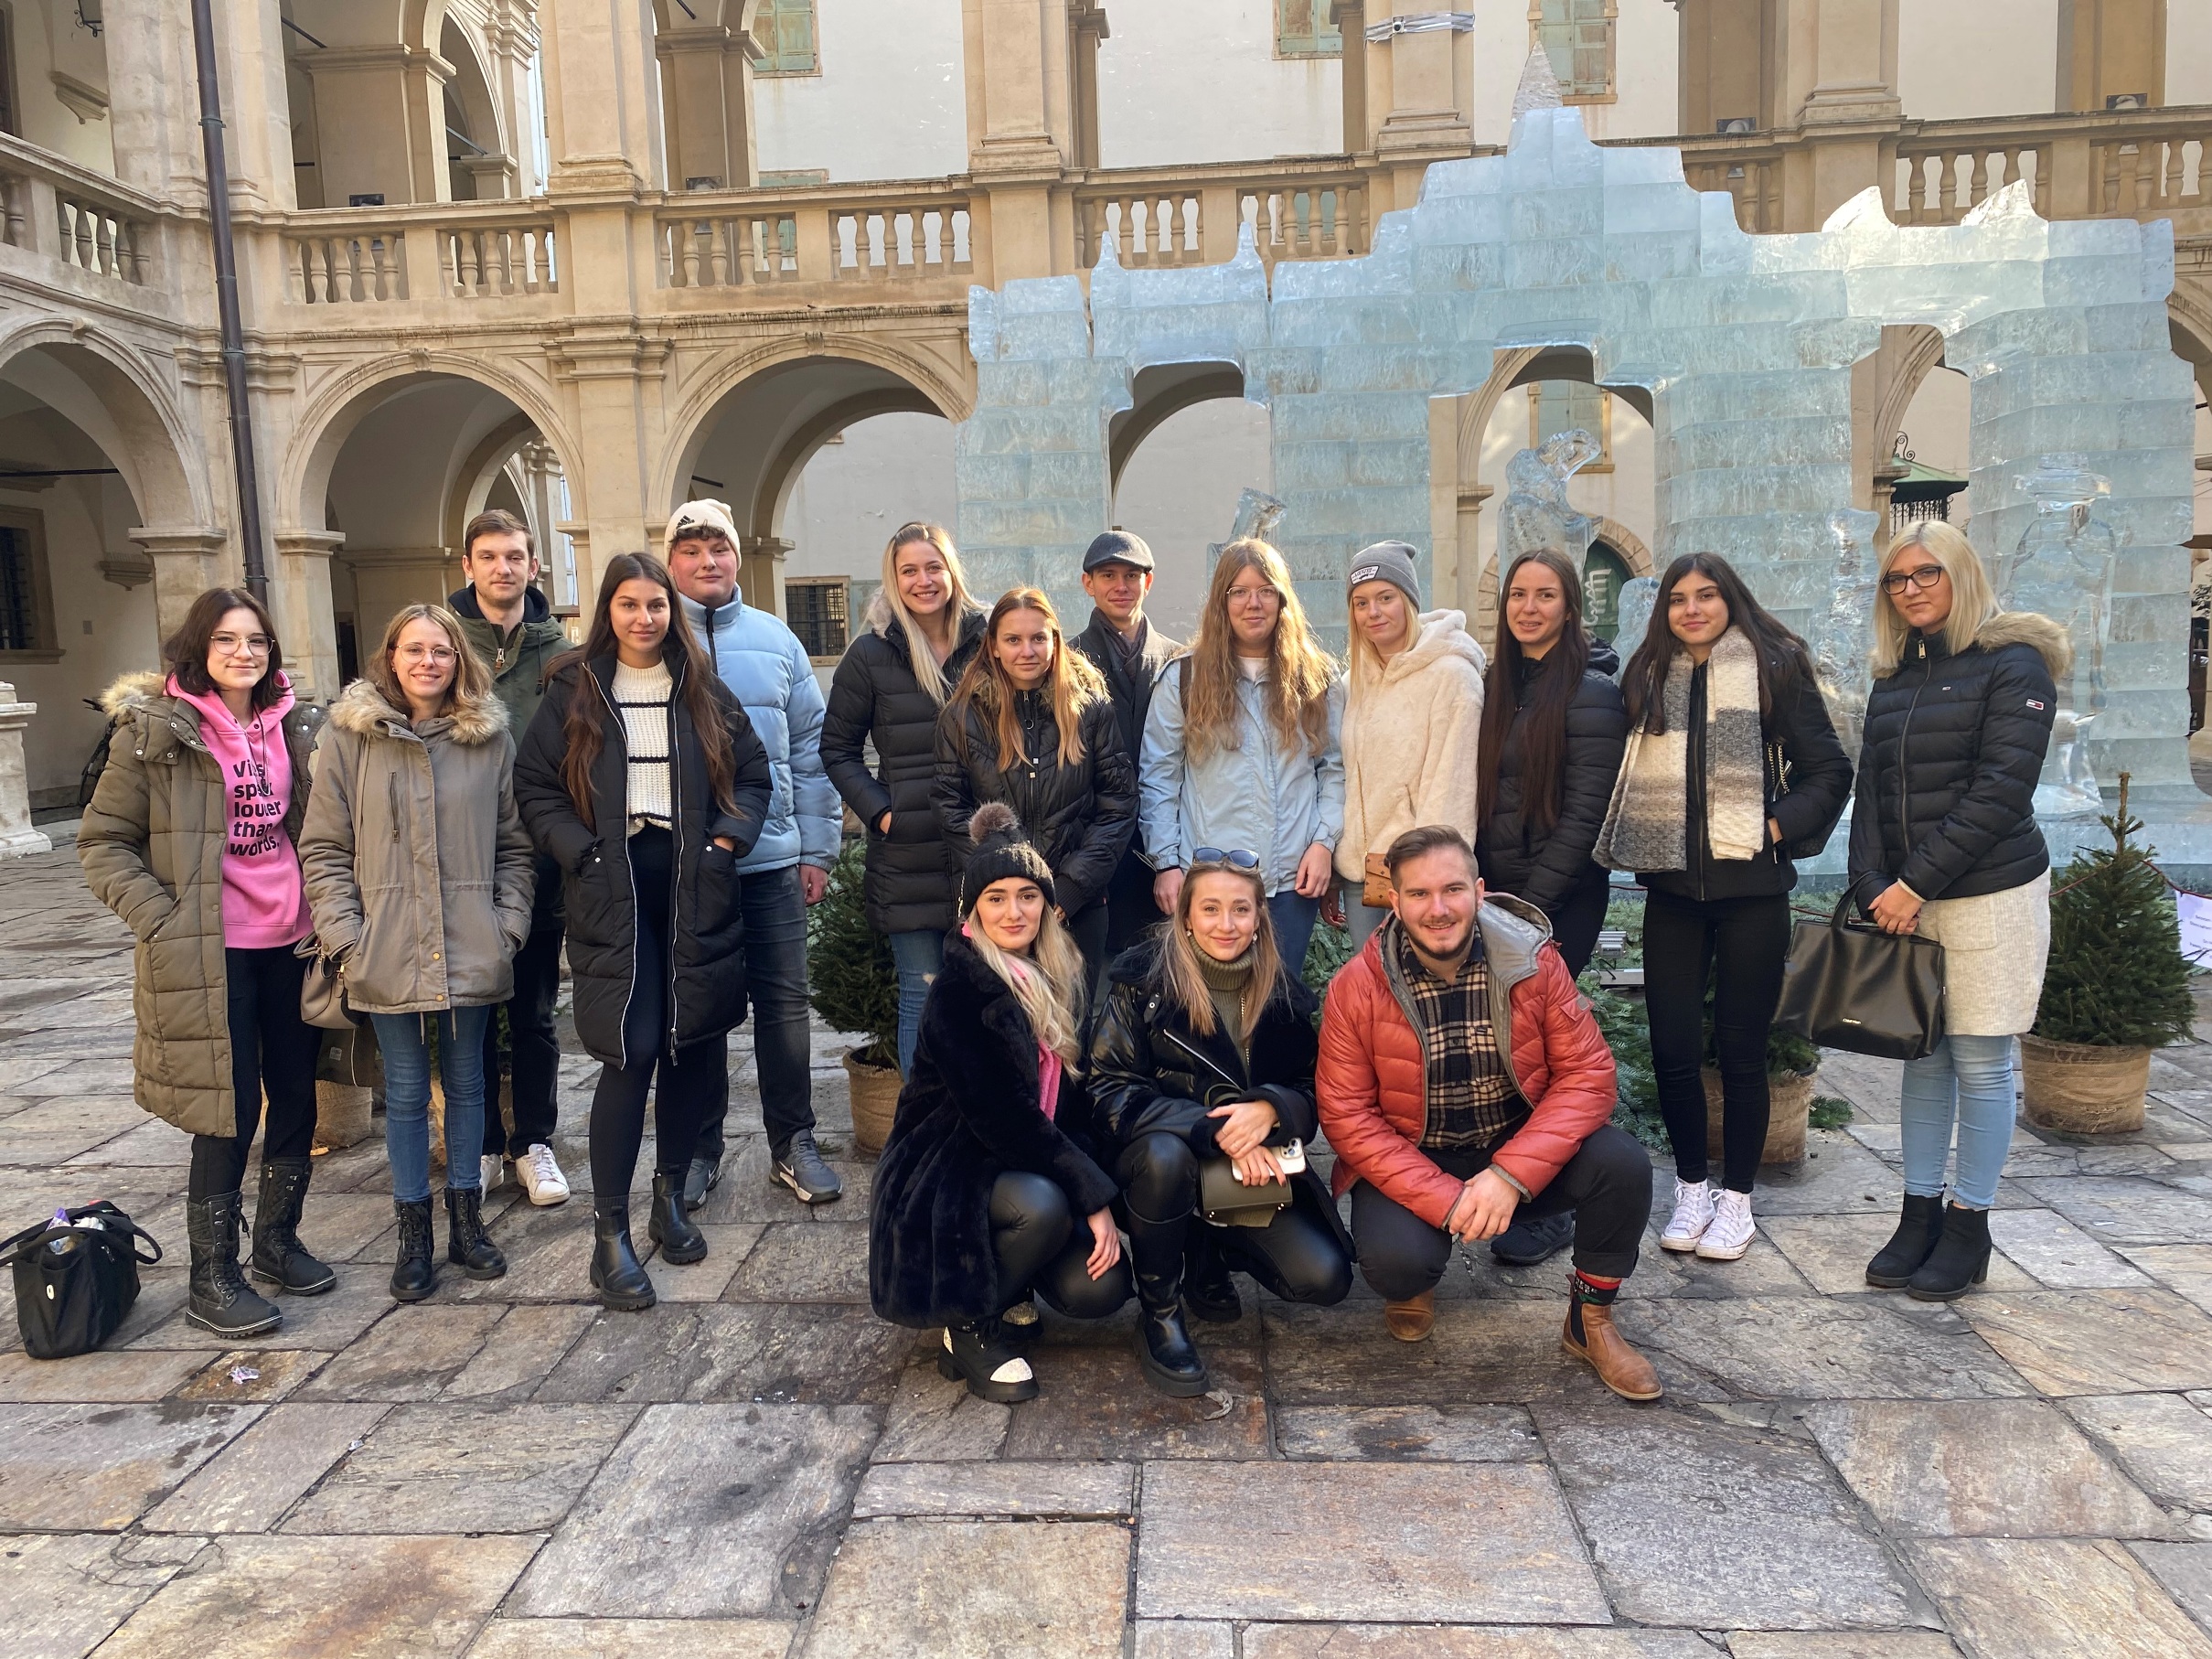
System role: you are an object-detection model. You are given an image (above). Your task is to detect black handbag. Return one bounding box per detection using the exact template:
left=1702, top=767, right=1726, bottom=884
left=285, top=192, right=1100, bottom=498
left=1775, top=888, right=1947, bottom=1061
left=0, top=1201, right=162, bottom=1359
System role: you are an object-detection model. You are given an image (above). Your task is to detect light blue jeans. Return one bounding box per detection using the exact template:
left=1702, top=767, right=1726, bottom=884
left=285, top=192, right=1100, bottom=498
left=889, top=928, right=946, bottom=1079
left=1347, top=898, right=1391, bottom=950
left=371, top=1006, right=492, bottom=1204
left=1269, top=892, right=1320, bottom=975
left=1899, top=1033, right=2016, bottom=1210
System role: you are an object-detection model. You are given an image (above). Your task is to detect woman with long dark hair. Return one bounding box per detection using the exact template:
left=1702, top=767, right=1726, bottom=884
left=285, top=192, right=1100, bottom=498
left=820, top=523, right=989, bottom=1076
left=80, top=588, right=332, bottom=1337
left=934, top=587, right=1137, bottom=987
left=514, top=552, right=771, bottom=1311
left=1088, top=851, right=1353, bottom=1395
left=1474, top=549, right=1629, bottom=977
left=1596, top=553, right=1851, bottom=1265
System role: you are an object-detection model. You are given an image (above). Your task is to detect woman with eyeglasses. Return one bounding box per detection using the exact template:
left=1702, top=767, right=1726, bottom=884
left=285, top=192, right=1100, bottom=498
left=514, top=552, right=771, bottom=1311
left=1141, top=540, right=1344, bottom=972
left=934, top=587, right=1137, bottom=988
left=1088, top=847, right=1353, bottom=1395
left=300, top=604, right=537, bottom=1302
left=1596, top=553, right=1852, bottom=1266
left=1850, top=520, right=2066, bottom=1300
left=821, top=522, right=990, bottom=1076
left=80, top=588, right=333, bottom=1338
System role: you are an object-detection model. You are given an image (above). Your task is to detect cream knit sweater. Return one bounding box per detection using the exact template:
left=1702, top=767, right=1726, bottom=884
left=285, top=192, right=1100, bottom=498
left=1336, top=609, right=1488, bottom=880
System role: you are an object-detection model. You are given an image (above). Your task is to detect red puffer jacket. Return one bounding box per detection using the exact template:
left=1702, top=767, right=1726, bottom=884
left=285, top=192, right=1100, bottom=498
left=1317, top=895, right=1618, bottom=1228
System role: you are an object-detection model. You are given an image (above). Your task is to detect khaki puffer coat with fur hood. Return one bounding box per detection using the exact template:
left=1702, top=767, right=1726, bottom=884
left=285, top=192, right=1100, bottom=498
left=298, top=680, right=535, bottom=1016
left=77, top=671, right=326, bottom=1137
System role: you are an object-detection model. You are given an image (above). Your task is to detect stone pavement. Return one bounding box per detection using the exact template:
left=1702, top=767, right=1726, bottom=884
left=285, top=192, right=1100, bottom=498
left=4, top=843, right=2212, bottom=1657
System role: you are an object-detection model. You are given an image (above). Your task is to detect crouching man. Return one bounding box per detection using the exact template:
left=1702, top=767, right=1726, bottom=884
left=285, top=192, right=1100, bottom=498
left=1317, top=824, right=1661, bottom=1400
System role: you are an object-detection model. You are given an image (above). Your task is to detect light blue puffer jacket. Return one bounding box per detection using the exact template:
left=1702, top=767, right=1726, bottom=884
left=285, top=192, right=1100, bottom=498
left=680, top=594, right=839, bottom=875
left=1139, top=658, right=1345, bottom=897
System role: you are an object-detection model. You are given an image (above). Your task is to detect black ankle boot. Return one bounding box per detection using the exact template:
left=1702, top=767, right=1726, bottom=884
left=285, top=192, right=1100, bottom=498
left=444, top=1186, right=507, bottom=1279
left=1865, top=1192, right=1947, bottom=1288
left=648, top=1171, right=707, bottom=1264
left=1182, top=1227, right=1242, bottom=1324
left=187, top=1191, right=283, bottom=1336
left=936, top=1317, right=1038, bottom=1403
left=1127, top=1203, right=1210, bottom=1397
left=390, top=1197, right=436, bottom=1302
left=1908, top=1203, right=1993, bottom=1301
left=590, top=1207, right=655, bottom=1311
left=249, top=1157, right=336, bottom=1295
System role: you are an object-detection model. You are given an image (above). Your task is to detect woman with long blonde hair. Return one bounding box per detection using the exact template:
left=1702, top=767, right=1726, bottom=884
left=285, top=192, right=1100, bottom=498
left=821, top=522, right=990, bottom=1074
left=1850, top=519, right=2068, bottom=1300
left=301, top=602, right=537, bottom=1302
left=1139, top=539, right=1344, bottom=969
left=934, top=587, right=1137, bottom=986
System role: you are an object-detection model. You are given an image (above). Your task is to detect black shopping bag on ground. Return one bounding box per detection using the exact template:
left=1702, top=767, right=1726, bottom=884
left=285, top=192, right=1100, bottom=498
left=1775, top=892, right=1948, bottom=1061
left=0, top=1201, right=162, bottom=1359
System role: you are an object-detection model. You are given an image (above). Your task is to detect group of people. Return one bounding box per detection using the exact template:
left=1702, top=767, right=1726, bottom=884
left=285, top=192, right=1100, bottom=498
left=78, top=500, right=2064, bottom=1407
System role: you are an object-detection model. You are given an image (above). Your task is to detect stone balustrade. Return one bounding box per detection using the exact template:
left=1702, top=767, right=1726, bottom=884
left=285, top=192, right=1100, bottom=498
left=0, top=132, right=160, bottom=288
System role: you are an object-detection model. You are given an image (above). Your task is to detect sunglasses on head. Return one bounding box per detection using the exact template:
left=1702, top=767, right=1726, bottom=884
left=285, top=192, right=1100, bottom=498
left=1190, top=848, right=1261, bottom=872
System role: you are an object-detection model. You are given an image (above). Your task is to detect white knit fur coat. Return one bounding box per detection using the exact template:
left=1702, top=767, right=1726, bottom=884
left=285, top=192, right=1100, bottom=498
left=1335, top=609, right=1488, bottom=880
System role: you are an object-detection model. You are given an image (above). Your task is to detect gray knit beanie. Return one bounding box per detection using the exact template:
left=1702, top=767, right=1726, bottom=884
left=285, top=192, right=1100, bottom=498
left=1347, top=541, right=1422, bottom=609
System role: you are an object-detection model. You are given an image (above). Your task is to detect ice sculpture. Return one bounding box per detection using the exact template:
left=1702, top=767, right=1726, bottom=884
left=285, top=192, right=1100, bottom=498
left=1498, top=433, right=1599, bottom=576
left=1998, top=455, right=2121, bottom=818
left=1808, top=508, right=1882, bottom=757
left=1611, top=577, right=1657, bottom=670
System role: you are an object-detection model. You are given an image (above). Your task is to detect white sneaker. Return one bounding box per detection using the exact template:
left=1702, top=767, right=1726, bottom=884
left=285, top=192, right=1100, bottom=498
left=1695, top=1189, right=1757, bottom=1261
left=1660, top=1178, right=1714, bottom=1252
left=516, top=1143, right=571, bottom=1207
left=479, top=1152, right=505, bottom=1194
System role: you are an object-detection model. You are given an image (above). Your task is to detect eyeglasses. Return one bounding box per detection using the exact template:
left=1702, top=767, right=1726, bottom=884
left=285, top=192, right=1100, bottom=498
left=1880, top=564, right=1947, bottom=595
left=396, top=646, right=458, bottom=667
left=1226, top=585, right=1281, bottom=608
left=1190, top=848, right=1261, bottom=872
left=210, top=633, right=272, bottom=658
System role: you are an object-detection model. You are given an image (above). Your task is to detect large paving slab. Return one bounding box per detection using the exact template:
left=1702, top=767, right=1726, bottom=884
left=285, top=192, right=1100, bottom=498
left=1134, top=1460, right=1608, bottom=1623
left=870, top=1352, right=1011, bottom=1461
left=0, top=1533, right=210, bottom=1659
left=1984, top=1206, right=2153, bottom=1287
left=1541, top=1409, right=1935, bottom=1631
left=0, top=1401, right=258, bottom=1529
left=513, top=1402, right=877, bottom=1618
left=1240, top=1631, right=1727, bottom=1658
left=465, top=1620, right=798, bottom=1658
left=1758, top=1214, right=2035, bottom=1297
left=532, top=1303, right=910, bottom=1404
left=143, top=1402, right=389, bottom=1533
left=2060, top=1393, right=2212, bottom=1509
left=1625, top=1295, right=2032, bottom=1400
left=2131, top=1541, right=2212, bottom=1634
left=1274, top=1403, right=1545, bottom=1461
left=294, top=1304, right=508, bottom=1400
left=1000, top=1333, right=1271, bottom=1459
left=1909, top=1536, right=2212, bottom=1659
left=1959, top=1288, right=2212, bottom=1394
left=2016, top=1175, right=2212, bottom=1246
left=851, top=1458, right=1134, bottom=1518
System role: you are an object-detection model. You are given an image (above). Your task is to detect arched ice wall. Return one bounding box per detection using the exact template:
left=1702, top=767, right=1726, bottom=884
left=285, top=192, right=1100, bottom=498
left=956, top=100, right=2196, bottom=816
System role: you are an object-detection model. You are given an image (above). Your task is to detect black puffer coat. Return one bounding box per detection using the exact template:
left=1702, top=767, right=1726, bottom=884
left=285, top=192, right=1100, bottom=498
left=933, top=687, right=1137, bottom=917
left=513, top=657, right=771, bottom=1066
left=1086, top=940, right=1356, bottom=1259
left=869, top=931, right=1120, bottom=1327
left=820, top=604, right=988, bottom=935
left=1848, top=611, right=2068, bottom=904
left=1476, top=638, right=1628, bottom=913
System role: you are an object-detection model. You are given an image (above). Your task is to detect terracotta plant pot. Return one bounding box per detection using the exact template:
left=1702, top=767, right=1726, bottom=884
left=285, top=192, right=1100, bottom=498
left=845, top=1049, right=903, bottom=1155
left=2020, top=1034, right=2149, bottom=1135
left=1701, top=1065, right=1814, bottom=1169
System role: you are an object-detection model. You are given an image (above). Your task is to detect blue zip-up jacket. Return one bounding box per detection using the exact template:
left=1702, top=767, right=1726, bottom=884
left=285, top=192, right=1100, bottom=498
left=1138, top=658, right=1345, bottom=897
left=679, top=593, right=839, bottom=875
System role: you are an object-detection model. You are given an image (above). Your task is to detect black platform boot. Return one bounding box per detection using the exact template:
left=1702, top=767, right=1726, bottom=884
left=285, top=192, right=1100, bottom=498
left=249, top=1156, right=336, bottom=1295
left=1865, top=1192, right=1947, bottom=1289
left=390, top=1197, right=436, bottom=1302
left=590, top=1207, right=656, bottom=1311
left=444, top=1186, right=508, bottom=1279
left=1127, top=1202, right=1210, bottom=1397
left=648, top=1170, right=707, bottom=1264
left=187, top=1191, right=283, bottom=1337
left=1181, top=1226, right=1242, bottom=1324
left=1908, top=1203, right=1993, bottom=1301
left=936, top=1317, right=1038, bottom=1403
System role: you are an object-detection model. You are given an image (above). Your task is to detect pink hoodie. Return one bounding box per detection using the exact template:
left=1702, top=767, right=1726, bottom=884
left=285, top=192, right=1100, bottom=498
left=167, top=673, right=314, bottom=949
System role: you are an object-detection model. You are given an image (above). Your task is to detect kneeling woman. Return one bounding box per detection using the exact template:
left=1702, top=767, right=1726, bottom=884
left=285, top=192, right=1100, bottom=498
left=1089, top=851, right=1353, bottom=1395
left=870, top=805, right=1130, bottom=1401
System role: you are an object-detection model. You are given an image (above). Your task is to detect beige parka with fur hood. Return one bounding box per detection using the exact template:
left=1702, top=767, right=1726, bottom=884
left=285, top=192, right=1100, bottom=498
left=298, top=680, right=535, bottom=1016
left=1335, top=608, right=1489, bottom=882
left=77, top=671, right=326, bottom=1137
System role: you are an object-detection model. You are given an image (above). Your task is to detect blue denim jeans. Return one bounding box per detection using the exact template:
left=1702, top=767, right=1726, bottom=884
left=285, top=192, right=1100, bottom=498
left=372, top=1006, right=492, bottom=1204
left=889, top=927, right=946, bottom=1079
left=1269, top=892, right=1320, bottom=976
left=1900, top=1033, right=2017, bottom=1210
left=697, top=864, right=816, bottom=1161
left=1347, top=897, right=1390, bottom=950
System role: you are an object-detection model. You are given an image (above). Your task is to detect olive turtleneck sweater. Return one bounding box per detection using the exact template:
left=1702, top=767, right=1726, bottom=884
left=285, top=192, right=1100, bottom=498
left=1195, top=944, right=1259, bottom=1065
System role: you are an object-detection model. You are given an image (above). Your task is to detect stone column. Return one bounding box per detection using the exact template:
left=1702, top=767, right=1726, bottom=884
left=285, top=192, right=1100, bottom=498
left=1067, top=4, right=1109, bottom=172
left=272, top=530, right=345, bottom=702
left=129, top=527, right=234, bottom=645
left=2057, top=0, right=2167, bottom=112
left=486, top=0, right=546, bottom=192
left=104, top=0, right=207, bottom=202
left=539, top=0, right=663, bottom=193
left=303, top=46, right=453, bottom=205
left=1771, top=0, right=1901, bottom=226
left=1331, top=2, right=1369, bottom=155
left=1362, top=1, right=1476, bottom=212
left=963, top=0, right=1078, bottom=279
left=657, top=24, right=760, bottom=191
left=0, top=685, right=49, bottom=860
left=741, top=533, right=792, bottom=617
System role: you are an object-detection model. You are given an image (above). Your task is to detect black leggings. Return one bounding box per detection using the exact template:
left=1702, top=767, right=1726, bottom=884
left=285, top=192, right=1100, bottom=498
left=988, top=1172, right=1131, bottom=1319
left=1118, top=1131, right=1352, bottom=1304
left=1643, top=887, right=1792, bottom=1193
left=1547, top=870, right=1612, bottom=979
left=188, top=945, right=320, bottom=1202
left=588, top=827, right=722, bottom=1206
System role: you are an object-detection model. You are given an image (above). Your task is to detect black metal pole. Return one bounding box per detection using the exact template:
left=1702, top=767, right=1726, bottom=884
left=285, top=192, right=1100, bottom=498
left=189, top=0, right=268, bottom=602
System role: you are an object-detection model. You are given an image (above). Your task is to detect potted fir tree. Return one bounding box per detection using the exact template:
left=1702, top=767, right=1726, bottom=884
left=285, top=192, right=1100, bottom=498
left=808, top=840, right=903, bottom=1153
left=2023, top=778, right=2195, bottom=1134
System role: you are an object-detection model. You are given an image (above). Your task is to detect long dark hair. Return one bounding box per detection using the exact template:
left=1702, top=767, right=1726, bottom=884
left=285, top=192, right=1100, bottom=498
left=1476, top=549, right=1590, bottom=837
left=166, top=587, right=285, bottom=712
left=552, top=551, right=738, bottom=820
left=1619, top=552, right=1811, bottom=734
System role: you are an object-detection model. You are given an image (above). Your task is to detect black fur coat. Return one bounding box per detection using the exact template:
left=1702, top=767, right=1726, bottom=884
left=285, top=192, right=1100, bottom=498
left=868, top=930, right=1121, bottom=1328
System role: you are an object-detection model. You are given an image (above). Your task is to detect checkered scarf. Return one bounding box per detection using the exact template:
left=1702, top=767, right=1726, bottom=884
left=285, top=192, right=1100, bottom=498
left=1595, top=625, right=1766, bottom=872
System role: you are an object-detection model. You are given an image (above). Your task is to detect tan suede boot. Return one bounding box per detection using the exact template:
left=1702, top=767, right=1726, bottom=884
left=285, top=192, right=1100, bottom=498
left=1384, top=1290, right=1435, bottom=1343
left=1561, top=1297, right=1662, bottom=1400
